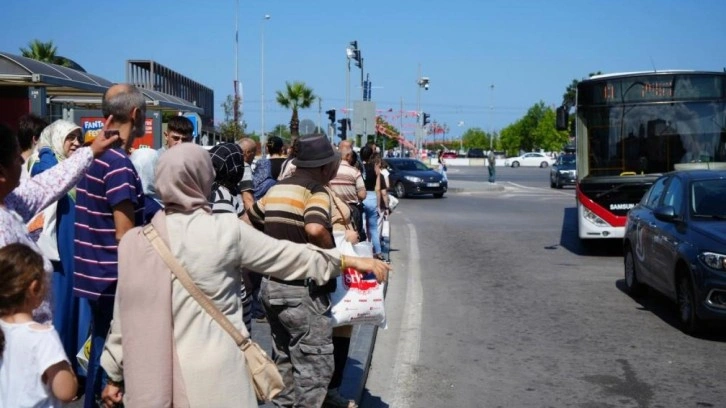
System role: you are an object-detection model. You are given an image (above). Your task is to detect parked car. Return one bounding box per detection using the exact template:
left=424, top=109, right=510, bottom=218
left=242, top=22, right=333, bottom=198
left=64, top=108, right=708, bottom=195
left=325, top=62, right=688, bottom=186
left=441, top=151, right=458, bottom=159
left=623, top=170, right=726, bottom=333
left=550, top=153, right=576, bottom=188
left=386, top=158, right=447, bottom=198
left=504, top=152, right=555, bottom=168
left=466, top=148, right=485, bottom=158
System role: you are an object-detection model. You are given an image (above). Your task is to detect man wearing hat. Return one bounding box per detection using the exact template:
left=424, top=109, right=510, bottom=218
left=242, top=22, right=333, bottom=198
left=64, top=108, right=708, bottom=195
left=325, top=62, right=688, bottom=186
left=246, top=135, right=341, bottom=408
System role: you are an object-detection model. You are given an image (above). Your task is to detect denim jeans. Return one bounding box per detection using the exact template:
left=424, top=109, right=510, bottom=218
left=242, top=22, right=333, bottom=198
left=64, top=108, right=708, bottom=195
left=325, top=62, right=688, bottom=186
left=363, top=192, right=381, bottom=254
left=84, top=297, right=114, bottom=408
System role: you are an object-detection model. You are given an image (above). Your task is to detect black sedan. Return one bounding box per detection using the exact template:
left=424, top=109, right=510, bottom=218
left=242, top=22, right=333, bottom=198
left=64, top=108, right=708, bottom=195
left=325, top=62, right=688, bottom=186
left=623, top=170, right=726, bottom=333
left=386, top=158, right=447, bottom=198
left=549, top=153, right=576, bottom=189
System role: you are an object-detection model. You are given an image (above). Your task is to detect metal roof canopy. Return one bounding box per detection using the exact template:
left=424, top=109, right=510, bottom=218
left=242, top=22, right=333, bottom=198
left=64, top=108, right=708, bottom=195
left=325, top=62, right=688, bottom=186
left=0, top=52, right=203, bottom=113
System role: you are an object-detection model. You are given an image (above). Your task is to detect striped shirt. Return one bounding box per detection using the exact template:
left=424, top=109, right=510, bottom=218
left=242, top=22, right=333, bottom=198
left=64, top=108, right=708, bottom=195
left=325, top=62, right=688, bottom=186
left=210, top=185, right=244, bottom=217
left=74, top=148, right=145, bottom=300
left=247, top=174, right=331, bottom=244
left=330, top=161, right=365, bottom=204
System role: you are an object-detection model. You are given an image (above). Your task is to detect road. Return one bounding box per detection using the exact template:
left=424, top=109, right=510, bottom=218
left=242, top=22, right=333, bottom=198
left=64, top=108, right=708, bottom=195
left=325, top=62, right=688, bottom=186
left=362, top=166, right=726, bottom=408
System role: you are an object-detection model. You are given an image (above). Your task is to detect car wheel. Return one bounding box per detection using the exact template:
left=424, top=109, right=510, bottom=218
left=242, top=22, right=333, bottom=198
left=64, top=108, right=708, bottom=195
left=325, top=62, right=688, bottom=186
left=433, top=193, right=444, bottom=198
left=555, top=176, right=563, bottom=189
left=623, top=247, right=646, bottom=297
left=394, top=182, right=407, bottom=198
left=512, top=161, right=520, bottom=168
left=550, top=178, right=556, bottom=188
left=540, top=161, right=549, bottom=168
left=677, top=272, right=701, bottom=334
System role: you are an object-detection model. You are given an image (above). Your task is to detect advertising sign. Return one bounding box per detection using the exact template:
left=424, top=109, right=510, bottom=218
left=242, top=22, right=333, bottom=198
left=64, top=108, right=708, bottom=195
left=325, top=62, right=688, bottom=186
left=79, top=117, right=154, bottom=149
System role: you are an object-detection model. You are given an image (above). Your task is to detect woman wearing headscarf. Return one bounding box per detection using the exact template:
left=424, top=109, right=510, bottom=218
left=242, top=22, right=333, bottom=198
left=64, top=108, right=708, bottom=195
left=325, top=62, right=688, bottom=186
left=100, top=143, right=390, bottom=407
left=252, top=158, right=277, bottom=200
left=30, top=119, right=92, bottom=376
left=130, top=148, right=163, bottom=224
left=208, top=143, right=252, bottom=333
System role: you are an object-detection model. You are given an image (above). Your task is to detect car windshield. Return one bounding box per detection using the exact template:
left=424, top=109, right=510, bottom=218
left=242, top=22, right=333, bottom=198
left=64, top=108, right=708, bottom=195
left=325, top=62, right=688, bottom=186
left=393, top=160, right=430, bottom=171
left=691, top=179, right=726, bottom=217
left=559, top=154, right=576, bottom=165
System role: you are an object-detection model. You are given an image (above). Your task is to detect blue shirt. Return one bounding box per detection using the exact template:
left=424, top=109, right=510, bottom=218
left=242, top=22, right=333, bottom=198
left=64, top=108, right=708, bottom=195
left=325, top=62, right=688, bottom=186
left=73, top=149, right=144, bottom=300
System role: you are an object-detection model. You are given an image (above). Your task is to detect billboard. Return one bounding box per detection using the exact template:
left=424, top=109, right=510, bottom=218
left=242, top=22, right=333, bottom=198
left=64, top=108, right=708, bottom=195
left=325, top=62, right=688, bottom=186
left=79, top=117, right=154, bottom=149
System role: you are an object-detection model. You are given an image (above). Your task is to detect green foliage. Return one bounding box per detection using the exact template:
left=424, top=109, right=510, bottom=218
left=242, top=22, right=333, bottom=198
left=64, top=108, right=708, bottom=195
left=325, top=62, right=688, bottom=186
left=461, top=127, right=492, bottom=149
left=498, top=101, right=569, bottom=156
left=269, top=124, right=292, bottom=144
left=217, top=94, right=246, bottom=141
left=275, top=81, right=316, bottom=137
left=19, top=39, right=70, bottom=67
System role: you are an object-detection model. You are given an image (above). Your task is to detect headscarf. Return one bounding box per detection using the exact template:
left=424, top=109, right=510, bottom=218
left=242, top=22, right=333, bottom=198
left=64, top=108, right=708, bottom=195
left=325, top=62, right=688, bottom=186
left=155, top=143, right=213, bottom=214
left=130, top=148, right=162, bottom=204
left=33, top=119, right=81, bottom=163
left=208, top=143, right=245, bottom=195
left=253, top=158, right=276, bottom=200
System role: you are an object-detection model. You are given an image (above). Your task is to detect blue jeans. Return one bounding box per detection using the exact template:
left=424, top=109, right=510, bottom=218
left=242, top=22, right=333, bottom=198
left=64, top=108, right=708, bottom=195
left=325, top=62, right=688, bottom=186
left=363, top=192, right=381, bottom=255
left=84, top=297, right=114, bottom=408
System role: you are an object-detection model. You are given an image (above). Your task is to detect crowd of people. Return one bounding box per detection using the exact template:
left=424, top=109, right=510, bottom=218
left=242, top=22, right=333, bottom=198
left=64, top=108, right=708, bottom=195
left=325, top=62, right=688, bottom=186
left=0, top=83, right=392, bottom=408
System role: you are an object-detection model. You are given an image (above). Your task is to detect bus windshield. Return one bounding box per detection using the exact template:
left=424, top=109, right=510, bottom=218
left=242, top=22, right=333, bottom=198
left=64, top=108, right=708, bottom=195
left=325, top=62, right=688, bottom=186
left=580, top=101, right=726, bottom=178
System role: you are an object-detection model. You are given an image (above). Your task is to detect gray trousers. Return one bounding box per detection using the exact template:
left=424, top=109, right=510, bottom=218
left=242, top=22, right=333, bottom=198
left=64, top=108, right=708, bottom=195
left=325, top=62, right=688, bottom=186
left=261, top=279, right=334, bottom=408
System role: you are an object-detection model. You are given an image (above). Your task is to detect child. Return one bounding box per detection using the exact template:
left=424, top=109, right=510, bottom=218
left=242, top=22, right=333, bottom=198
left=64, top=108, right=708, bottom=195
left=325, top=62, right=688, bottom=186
left=0, top=243, right=78, bottom=407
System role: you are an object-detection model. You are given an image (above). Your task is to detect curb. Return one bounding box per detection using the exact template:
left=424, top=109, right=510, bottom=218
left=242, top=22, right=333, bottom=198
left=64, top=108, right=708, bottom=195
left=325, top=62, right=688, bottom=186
left=339, top=324, right=379, bottom=404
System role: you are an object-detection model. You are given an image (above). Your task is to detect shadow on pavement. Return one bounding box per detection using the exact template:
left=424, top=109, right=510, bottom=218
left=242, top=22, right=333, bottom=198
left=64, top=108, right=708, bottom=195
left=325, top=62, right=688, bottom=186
left=554, top=207, right=623, bottom=257
left=359, top=389, right=390, bottom=408
left=615, top=279, right=726, bottom=341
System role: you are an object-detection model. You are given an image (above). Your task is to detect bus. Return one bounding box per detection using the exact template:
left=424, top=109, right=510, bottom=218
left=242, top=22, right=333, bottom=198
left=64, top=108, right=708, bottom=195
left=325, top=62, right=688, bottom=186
left=557, top=71, right=726, bottom=240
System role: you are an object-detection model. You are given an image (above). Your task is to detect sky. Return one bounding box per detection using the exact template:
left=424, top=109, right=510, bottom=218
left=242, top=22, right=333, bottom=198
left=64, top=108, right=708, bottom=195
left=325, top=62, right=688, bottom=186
left=2, top=0, right=726, bottom=143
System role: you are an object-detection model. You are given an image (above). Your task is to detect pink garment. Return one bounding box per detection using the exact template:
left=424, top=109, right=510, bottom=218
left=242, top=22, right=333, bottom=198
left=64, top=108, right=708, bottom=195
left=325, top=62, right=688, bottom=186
left=116, top=212, right=189, bottom=407
left=0, top=147, right=93, bottom=322
left=155, top=143, right=213, bottom=214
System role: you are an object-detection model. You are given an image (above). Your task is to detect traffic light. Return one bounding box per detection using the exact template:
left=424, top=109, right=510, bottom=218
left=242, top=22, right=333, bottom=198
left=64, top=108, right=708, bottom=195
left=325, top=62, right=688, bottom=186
left=337, top=118, right=348, bottom=140
left=326, top=109, right=336, bottom=124
left=422, top=112, right=430, bottom=126
left=353, top=50, right=362, bottom=68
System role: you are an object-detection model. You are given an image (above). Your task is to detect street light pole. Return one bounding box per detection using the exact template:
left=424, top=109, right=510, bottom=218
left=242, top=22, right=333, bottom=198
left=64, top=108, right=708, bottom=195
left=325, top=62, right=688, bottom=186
left=261, top=14, right=271, bottom=156
left=489, top=84, right=495, bottom=151
left=416, top=64, right=430, bottom=156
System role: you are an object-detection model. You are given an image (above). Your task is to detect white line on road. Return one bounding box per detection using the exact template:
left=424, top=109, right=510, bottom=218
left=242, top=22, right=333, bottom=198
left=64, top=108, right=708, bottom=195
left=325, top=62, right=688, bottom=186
left=390, top=223, right=423, bottom=408
left=505, top=181, right=574, bottom=196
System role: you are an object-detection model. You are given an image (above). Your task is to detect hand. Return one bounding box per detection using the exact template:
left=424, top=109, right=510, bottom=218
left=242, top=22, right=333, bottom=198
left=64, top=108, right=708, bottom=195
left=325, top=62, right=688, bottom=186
left=89, top=115, right=121, bottom=157
left=344, top=229, right=359, bottom=244
left=101, top=383, right=123, bottom=407
left=346, top=256, right=391, bottom=283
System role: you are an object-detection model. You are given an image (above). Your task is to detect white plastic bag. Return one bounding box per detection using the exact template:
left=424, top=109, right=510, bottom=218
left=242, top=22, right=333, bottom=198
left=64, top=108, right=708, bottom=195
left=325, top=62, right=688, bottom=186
left=330, top=235, right=386, bottom=328
left=28, top=201, right=60, bottom=261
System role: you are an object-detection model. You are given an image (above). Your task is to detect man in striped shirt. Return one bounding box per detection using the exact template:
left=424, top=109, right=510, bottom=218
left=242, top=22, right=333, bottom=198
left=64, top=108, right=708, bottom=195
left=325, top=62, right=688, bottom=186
left=330, top=140, right=367, bottom=241
left=74, top=84, right=145, bottom=406
left=246, top=135, right=342, bottom=408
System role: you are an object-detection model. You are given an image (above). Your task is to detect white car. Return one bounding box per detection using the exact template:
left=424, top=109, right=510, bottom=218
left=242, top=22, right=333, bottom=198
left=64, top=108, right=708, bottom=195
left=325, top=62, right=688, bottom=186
left=504, top=152, right=555, bottom=168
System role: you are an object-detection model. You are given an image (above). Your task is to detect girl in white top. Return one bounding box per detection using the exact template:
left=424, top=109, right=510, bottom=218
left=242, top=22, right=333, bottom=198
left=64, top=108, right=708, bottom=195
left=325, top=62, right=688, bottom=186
left=0, top=243, right=78, bottom=407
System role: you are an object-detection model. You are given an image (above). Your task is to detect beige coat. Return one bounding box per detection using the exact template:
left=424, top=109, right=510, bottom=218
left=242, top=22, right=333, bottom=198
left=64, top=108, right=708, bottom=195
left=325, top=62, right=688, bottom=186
left=101, top=210, right=341, bottom=407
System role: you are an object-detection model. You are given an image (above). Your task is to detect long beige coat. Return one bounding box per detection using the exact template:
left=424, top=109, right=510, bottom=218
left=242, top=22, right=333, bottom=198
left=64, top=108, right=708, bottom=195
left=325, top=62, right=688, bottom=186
left=101, top=210, right=341, bottom=407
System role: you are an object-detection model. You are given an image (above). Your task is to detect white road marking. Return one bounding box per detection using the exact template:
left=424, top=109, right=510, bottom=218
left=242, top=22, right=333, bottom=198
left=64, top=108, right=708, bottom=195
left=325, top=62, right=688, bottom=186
left=390, top=223, right=423, bottom=408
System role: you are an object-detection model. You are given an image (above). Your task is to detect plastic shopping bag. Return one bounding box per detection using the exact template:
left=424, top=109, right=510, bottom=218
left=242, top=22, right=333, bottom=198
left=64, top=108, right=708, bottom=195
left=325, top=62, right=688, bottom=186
left=76, top=335, right=91, bottom=374
left=330, top=235, right=386, bottom=328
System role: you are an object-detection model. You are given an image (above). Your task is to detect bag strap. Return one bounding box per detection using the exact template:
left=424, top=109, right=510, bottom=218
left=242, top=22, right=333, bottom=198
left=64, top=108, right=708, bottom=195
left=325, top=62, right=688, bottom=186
left=325, top=187, right=352, bottom=231
left=143, top=224, right=251, bottom=349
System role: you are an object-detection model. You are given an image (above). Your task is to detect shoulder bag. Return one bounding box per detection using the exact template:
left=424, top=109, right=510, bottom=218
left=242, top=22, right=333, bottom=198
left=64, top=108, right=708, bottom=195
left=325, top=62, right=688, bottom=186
left=143, top=224, right=284, bottom=402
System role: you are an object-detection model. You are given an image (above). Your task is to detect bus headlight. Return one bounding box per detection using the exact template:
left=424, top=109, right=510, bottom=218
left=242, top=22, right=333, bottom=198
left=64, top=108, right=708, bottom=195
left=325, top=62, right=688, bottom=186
left=583, top=207, right=609, bottom=227
left=699, top=252, right=726, bottom=270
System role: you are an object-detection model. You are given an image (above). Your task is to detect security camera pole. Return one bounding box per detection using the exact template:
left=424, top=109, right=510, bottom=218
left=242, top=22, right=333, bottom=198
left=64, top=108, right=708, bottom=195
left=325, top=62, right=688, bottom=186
left=416, top=63, right=430, bottom=156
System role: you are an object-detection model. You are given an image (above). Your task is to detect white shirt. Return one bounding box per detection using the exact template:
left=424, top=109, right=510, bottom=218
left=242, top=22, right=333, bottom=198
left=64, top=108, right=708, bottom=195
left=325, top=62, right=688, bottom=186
left=0, top=320, right=69, bottom=408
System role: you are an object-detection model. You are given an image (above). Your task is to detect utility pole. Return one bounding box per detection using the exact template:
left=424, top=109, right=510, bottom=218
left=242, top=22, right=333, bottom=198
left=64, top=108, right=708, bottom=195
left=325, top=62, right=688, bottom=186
left=317, top=97, right=322, bottom=135
left=399, top=96, right=404, bottom=157
left=489, top=84, right=495, bottom=151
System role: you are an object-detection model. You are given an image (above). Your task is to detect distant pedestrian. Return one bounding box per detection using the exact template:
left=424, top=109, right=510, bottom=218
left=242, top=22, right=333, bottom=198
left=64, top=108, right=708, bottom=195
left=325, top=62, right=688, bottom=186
left=488, top=150, right=496, bottom=183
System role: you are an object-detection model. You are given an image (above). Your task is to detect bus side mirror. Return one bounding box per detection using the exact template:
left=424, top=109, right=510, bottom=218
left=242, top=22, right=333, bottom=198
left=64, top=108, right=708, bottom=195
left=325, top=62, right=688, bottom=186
left=556, top=106, right=569, bottom=131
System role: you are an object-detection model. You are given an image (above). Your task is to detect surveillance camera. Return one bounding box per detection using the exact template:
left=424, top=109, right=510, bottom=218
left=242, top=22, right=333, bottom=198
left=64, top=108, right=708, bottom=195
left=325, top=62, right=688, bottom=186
left=424, top=83, right=429, bottom=90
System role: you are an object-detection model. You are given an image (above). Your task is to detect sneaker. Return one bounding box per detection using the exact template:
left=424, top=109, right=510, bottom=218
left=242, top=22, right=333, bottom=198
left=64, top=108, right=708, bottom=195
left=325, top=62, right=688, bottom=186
left=253, top=316, right=267, bottom=323
left=323, top=389, right=357, bottom=408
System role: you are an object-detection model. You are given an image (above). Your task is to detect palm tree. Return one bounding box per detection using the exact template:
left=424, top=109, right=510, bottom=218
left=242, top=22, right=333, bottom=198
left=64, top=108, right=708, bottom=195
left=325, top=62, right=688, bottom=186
left=275, top=81, right=316, bottom=137
left=19, top=39, right=71, bottom=67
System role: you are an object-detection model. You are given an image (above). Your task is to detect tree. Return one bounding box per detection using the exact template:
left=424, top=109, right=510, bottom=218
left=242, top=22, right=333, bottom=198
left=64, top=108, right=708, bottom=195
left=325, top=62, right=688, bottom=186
left=461, top=127, right=491, bottom=149
left=275, top=81, right=316, bottom=137
left=217, top=94, right=245, bottom=141
left=19, top=40, right=71, bottom=67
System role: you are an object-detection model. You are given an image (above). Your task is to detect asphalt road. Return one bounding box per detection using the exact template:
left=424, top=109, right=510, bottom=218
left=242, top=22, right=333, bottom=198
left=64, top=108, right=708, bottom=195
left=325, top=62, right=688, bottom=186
left=362, top=166, right=726, bottom=408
